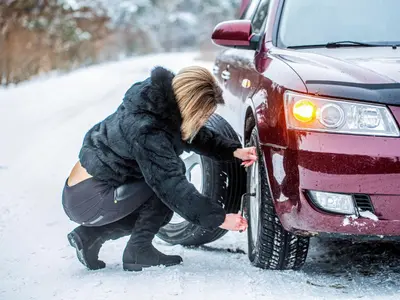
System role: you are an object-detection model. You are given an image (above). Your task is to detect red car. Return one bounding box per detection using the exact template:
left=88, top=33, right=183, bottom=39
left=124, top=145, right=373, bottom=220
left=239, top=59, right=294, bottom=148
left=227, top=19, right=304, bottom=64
left=157, top=0, right=400, bottom=270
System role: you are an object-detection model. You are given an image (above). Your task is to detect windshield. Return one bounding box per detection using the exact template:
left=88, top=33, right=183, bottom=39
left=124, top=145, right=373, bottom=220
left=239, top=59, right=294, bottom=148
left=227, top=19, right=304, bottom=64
left=278, top=0, right=400, bottom=48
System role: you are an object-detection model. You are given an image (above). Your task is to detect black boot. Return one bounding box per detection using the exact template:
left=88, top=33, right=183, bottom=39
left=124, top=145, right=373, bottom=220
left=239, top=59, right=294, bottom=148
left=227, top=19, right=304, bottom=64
left=122, top=195, right=182, bottom=271
left=68, top=213, right=137, bottom=270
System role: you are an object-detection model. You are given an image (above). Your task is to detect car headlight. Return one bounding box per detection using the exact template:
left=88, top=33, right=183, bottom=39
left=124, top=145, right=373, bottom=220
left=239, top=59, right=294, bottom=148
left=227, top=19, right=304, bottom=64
left=284, top=91, right=400, bottom=137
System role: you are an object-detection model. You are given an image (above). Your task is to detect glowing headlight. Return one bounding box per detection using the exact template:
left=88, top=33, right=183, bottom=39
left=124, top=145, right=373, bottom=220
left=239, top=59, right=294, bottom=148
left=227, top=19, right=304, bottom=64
left=284, top=92, right=400, bottom=136
left=292, top=99, right=316, bottom=122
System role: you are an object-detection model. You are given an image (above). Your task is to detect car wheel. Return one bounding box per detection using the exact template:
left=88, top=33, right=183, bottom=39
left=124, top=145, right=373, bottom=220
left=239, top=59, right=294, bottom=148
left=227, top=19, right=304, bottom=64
left=245, top=127, right=310, bottom=270
left=156, top=114, right=245, bottom=246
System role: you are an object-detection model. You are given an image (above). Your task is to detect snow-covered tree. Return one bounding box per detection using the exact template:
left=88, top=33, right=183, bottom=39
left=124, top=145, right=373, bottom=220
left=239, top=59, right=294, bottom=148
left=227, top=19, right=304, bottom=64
left=0, top=0, right=241, bottom=86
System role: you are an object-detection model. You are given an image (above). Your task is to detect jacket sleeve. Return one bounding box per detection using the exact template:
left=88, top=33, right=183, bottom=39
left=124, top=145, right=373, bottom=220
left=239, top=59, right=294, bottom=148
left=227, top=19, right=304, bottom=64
left=184, top=126, right=242, bottom=161
left=132, top=131, right=226, bottom=230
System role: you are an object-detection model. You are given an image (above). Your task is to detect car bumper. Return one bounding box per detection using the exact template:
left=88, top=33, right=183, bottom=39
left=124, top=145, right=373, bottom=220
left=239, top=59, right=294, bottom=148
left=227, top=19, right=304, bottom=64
left=264, top=106, right=400, bottom=238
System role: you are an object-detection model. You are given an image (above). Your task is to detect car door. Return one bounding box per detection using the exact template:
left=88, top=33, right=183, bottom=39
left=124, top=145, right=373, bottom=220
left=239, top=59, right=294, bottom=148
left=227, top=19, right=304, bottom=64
left=213, top=0, right=264, bottom=139
left=238, top=0, right=272, bottom=104
left=213, top=50, right=247, bottom=136
left=216, top=0, right=272, bottom=139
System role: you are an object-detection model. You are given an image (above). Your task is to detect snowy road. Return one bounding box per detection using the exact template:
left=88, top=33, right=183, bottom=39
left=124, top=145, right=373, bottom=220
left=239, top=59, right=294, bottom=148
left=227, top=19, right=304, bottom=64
left=0, top=52, right=399, bottom=300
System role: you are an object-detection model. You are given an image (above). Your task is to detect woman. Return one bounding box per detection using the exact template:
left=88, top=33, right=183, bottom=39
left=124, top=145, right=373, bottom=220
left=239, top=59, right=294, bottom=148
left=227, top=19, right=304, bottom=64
left=62, top=66, right=257, bottom=272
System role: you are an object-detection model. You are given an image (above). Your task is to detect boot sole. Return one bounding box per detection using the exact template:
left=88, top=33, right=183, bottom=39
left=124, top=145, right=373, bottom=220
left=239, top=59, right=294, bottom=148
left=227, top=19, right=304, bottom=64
left=123, top=261, right=183, bottom=272
left=67, top=232, right=105, bottom=270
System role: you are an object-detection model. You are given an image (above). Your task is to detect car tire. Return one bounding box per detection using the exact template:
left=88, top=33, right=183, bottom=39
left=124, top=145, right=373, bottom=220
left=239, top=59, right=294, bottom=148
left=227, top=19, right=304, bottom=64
left=245, top=127, right=310, bottom=270
left=156, top=114, right=245, bottom=246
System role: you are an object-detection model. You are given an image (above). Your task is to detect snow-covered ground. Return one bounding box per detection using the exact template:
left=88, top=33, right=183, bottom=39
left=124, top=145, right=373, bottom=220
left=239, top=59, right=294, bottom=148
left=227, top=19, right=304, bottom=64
left=1, top=52, right=399, bottom=300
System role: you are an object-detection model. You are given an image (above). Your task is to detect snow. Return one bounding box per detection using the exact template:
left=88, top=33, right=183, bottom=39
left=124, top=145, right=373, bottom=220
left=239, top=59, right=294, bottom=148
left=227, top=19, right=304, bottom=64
left=343, top=211, right=379, bottom=228
left=1, top=52, right=400, bottom=300
left=359, top=210, right=379, bottom=221
left=65, top=0, right=80, bottom=10
left=343, top=215, right=358, bottom=226
left=272, top=153, right=285, bottom=185
left=168, top=12, right=198, bottom=25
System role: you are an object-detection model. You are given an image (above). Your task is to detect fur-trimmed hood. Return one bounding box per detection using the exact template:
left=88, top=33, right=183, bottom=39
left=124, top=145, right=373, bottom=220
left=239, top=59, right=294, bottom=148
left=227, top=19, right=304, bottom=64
left=122, top=66, right=182, bottom=135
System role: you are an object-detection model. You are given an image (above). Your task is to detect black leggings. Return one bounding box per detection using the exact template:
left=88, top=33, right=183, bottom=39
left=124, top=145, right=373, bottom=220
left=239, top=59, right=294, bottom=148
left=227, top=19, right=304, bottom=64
left=62, top=178, right=168, bottom=227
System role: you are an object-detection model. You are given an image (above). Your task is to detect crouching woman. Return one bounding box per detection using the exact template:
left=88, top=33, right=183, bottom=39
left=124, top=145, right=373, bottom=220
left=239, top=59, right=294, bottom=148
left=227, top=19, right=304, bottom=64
left=62, top=66, right=257, bottom=272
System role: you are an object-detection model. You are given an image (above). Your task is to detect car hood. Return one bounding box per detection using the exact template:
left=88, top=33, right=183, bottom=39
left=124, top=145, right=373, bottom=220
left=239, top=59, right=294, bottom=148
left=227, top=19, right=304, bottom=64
left=272, top=47, right=400, bottom=105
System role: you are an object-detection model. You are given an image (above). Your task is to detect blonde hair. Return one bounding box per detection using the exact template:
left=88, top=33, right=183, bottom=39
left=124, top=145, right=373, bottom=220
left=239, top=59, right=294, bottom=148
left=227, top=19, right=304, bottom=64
left=172, top=66, right=224, bottom=141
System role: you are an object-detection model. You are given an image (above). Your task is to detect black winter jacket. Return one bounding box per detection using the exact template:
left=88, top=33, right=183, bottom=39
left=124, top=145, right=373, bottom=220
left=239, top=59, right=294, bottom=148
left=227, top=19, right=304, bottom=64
left=79, top=66, right=242, bottom=230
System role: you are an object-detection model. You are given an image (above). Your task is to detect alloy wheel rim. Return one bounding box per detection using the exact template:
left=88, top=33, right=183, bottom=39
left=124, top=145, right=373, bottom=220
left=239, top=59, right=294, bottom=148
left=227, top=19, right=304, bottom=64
left=249, top=158, right=260, bottom=245
left=169, top=152, right=203, bottom=224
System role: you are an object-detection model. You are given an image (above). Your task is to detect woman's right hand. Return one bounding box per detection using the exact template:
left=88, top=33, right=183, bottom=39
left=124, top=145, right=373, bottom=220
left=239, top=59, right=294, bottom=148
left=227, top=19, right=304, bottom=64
left=219, top=212, right=248, bottom=232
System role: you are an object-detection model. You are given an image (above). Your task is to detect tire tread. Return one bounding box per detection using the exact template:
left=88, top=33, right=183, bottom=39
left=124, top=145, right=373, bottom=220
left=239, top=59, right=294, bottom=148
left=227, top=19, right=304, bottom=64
left=247, top=127, right=309, bottom=270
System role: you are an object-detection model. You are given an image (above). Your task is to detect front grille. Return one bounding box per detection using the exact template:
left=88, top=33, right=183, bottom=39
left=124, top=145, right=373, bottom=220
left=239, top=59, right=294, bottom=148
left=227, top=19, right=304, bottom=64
left=354, top=194, right=375, bottom=213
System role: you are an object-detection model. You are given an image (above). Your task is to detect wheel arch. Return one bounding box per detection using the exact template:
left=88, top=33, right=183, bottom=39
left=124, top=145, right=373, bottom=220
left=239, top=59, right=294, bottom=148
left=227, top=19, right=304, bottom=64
left=245, top=126, right=310, bottom=270
left=243, top=98, right=257, bottom=146
left=243, top=97, right=276, bottom=218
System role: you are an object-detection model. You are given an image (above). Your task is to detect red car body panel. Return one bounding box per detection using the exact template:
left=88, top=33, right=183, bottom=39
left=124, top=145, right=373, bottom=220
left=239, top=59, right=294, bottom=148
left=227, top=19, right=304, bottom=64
left=213, top=0, right=400, bottom=238
left=262, top=106, right=400, bottom=235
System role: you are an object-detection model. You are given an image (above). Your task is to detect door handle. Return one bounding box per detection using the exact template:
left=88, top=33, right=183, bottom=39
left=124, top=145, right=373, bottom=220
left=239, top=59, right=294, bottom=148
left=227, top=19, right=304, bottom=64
left=212, top=65, right=220, bottom=75
left=221, top=70, right=231, bottom=80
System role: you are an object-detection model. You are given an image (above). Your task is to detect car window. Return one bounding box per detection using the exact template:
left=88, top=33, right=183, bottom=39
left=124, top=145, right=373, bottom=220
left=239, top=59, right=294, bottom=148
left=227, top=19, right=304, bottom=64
left=242, top=0, right=260, bottom=20
left=252, top=0, right=271, bottom=34
left=278, top=0, right=400, bottom=48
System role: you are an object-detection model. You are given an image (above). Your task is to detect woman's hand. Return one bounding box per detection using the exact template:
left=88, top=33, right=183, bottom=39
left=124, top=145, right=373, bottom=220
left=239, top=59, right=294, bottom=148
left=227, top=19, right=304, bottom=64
left=219, top=212, right=248, bottom=232
left=233, top=146, right=258, bottom=167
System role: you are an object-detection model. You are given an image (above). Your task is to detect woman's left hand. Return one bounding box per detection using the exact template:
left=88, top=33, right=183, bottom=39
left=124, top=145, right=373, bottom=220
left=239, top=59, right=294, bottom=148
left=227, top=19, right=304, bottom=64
left=233, top=147, right=258, bottom=167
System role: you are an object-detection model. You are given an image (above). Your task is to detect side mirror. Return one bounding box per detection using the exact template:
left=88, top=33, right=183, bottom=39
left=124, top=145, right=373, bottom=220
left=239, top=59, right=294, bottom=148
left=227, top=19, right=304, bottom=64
left=211, top=20, right=260, bottom=50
